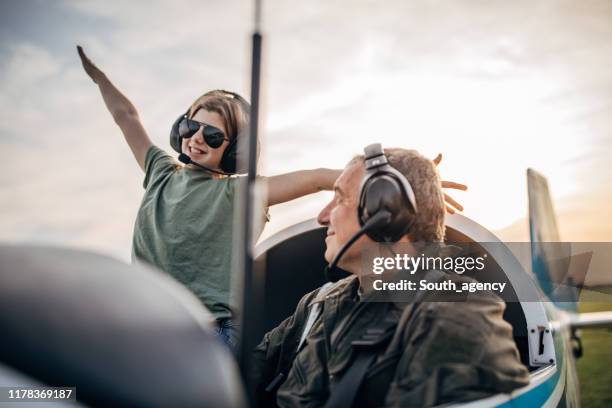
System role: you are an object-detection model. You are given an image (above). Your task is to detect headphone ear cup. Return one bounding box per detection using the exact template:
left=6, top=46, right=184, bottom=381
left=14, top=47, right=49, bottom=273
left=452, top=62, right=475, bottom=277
left=359, top=175, right=415, bottom=242
left=219, top=138, right=238, bottom=174
left=219, top=130, right=260, bottom=174
left=170, top=114, right=186, bottom=153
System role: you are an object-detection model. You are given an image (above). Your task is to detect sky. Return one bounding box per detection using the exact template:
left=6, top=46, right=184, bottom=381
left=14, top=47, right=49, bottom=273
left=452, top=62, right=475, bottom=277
left=1, top=1, right=611, bottom=282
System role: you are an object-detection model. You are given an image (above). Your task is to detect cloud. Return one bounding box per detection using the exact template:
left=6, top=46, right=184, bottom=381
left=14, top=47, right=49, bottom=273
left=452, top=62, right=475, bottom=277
left=1, top=0, right=612, bottom=264
left=0, top=43, right=63, bottom=136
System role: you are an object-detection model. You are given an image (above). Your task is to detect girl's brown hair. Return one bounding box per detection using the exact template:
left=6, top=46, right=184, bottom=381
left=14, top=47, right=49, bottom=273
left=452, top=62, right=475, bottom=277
left=188, top=90, right=249, bottom=141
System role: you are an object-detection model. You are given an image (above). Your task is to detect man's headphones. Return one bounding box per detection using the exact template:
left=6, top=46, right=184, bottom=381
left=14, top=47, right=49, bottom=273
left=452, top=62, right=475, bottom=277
left=169, top=90, right=256, bottom=174
left=325, top=143, right=419, bottom=281
left=358, top=143, right=418, bottom=242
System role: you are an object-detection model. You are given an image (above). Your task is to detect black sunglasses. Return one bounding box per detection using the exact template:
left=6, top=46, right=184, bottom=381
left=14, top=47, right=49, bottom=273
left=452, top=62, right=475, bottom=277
left=178, top=116, right=229, bottom=149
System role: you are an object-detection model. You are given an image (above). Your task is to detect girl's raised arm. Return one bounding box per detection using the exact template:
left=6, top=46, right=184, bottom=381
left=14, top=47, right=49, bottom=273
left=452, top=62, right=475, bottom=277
left=264, top=169, right=341, bottom=206
left=77, top=45, right=152, bottom=171
left=264, top=159, right=467, bottom=213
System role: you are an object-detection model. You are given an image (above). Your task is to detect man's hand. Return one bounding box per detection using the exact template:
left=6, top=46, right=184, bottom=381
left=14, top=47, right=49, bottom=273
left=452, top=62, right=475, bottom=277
left=433, top=153, right=467, bottom=214
left=77, top=45, right=106, bottom=84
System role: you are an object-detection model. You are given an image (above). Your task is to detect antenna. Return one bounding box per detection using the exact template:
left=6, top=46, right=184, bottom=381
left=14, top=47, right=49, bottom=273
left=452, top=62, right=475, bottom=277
left=237, top=0, right=264, bottom=404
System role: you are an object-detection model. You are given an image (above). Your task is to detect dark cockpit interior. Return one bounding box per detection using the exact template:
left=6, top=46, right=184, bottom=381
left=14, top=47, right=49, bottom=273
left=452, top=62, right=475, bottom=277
left=255, top=221, right=532, bottom=370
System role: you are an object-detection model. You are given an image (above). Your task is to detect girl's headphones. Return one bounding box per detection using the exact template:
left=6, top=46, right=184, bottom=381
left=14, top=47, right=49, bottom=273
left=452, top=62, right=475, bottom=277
left=169, top=90, right=257, bottom=174
left=358, top=143, right=418, bottom=242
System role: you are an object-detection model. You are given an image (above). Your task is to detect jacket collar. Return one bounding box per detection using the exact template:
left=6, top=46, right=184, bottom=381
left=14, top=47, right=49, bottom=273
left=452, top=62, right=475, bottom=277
left=308, top=275, right=359, bottom=307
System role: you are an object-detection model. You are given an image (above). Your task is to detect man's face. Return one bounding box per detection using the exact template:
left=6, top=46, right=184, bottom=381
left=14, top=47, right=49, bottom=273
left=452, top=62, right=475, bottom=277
left=317, top=161, right=368, bottom=272
left=181, top=109, right=230, bottom=171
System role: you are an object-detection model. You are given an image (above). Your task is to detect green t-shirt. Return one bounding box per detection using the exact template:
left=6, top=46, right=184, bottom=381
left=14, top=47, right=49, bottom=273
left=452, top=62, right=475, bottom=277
left=132, top=145, right=267, bottom=320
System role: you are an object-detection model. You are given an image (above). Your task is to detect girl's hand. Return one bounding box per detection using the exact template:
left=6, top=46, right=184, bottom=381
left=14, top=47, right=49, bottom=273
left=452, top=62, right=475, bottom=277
left=76, top=45, right=151, bottom=171
left=77, top=45, right=105, bottom=84
left=433, top=153, right=468, bottom=214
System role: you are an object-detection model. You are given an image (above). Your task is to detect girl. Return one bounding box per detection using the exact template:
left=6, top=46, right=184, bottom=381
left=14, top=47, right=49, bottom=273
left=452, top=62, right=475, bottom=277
left=77, top=46, right=465, bottom=347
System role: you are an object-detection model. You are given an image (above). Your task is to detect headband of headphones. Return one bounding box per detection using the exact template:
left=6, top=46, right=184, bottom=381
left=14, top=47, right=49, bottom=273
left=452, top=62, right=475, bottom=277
left=358, top=143, right=418, bottom=242
left=169, top=90, right=257, bottom=174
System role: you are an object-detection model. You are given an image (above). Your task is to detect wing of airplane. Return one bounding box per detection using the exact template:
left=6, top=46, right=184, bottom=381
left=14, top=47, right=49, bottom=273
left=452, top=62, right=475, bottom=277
left=570, top=311, right=612, bottom=329
left=0, top=245, right=245, bottom=407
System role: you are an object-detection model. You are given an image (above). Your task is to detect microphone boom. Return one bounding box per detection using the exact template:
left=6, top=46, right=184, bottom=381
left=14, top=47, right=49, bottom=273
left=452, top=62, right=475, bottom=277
left=178, top=153, right=230, bottom=176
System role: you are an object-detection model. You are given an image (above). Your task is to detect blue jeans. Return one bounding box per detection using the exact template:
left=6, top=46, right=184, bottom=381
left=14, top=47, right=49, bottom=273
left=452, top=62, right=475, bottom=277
left=216, top=318, right=238, bottom=350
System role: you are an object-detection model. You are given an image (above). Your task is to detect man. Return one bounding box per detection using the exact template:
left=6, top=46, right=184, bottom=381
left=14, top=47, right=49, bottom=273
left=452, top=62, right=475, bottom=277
left=252, top=147, right=529, bottom=407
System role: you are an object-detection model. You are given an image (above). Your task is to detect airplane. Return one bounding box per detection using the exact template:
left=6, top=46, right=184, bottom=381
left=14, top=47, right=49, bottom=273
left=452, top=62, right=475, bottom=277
left=1, top=166, right=611, bottom=407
